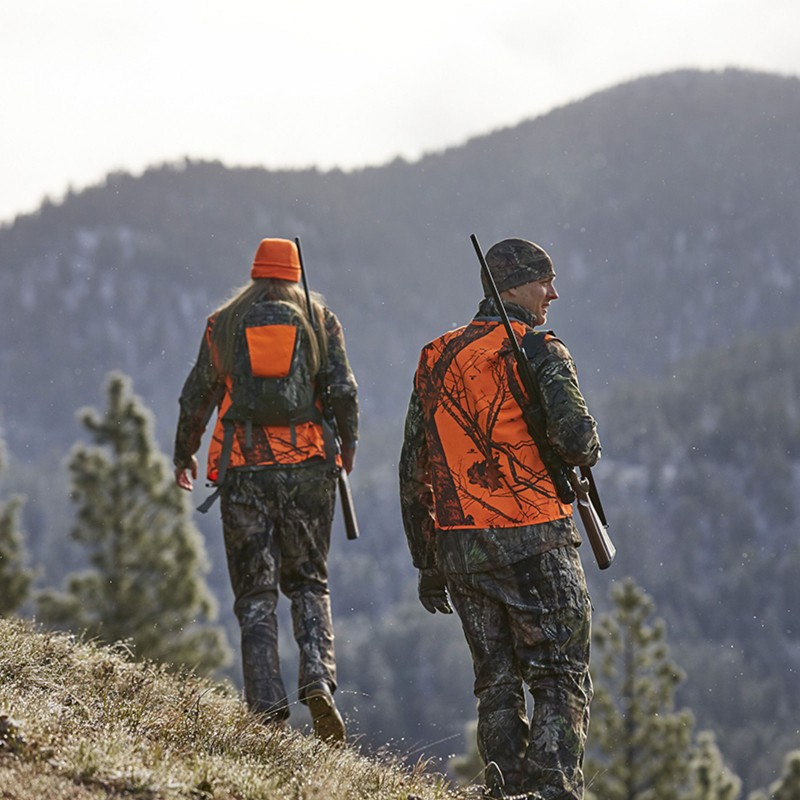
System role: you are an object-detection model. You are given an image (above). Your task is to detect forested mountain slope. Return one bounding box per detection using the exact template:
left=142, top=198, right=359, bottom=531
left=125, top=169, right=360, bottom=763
left=1, top=67, right=799, bottom=790
left=1, top=68, right=798, bottom=461
left=597, top=323, right=800, bottom=787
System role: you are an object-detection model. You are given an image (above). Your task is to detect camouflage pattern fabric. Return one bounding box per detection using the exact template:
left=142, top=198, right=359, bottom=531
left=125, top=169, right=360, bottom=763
left=220, top=464, right=338, bottom=720
left=483, top=238, right=555, bottom=295
left=446, top=545, right=593, bottom=800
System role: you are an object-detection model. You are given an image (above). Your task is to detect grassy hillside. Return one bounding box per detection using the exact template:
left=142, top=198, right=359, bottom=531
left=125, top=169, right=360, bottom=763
left=0, top=617, right=470, bottom=799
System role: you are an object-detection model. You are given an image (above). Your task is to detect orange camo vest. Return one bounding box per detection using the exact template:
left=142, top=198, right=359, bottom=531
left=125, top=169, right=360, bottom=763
left=415, top=319, right=572, bottom=530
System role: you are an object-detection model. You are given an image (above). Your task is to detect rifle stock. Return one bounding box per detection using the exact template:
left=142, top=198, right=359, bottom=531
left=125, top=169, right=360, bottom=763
left=571, top=473, right=615, bottom=570
left=470, top=233, right=614, bottom=570
left=338, top=471, right=359, bottom=541
left=296, top=237, right=360, bottom=541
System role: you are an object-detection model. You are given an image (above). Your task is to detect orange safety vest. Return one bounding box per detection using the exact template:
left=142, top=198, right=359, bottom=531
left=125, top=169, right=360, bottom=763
left=415, top=319, right=572, bottom=530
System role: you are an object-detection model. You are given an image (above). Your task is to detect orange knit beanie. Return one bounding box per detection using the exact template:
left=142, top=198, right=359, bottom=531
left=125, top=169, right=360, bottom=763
left=251, top=238, right=301, bottom=282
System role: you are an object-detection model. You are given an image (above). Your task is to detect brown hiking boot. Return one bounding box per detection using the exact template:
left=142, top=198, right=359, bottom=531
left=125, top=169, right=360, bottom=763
left=305, top=682, right=346, bottom=744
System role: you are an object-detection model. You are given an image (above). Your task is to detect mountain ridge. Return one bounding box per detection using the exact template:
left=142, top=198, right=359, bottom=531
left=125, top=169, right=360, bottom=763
left=3, top=67, right=798, bottom=465
left=2, top=66, right=799, bottom=789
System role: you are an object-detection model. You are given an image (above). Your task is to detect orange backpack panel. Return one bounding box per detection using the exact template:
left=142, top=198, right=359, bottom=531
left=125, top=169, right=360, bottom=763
left=245, top=324, right=298, bottom=378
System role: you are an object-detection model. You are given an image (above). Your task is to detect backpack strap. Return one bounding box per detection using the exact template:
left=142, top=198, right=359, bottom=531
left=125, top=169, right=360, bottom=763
left=520, top=330, right=551, bottom=365
left=320, top=417, right=337, bottom=466
left=194, top=382, right=227, bottom=514
left=196, top=488, right=220, bottom=514
left=216, top=419, right=236, bottom=486
left=196, top=418, right=236, bottom=514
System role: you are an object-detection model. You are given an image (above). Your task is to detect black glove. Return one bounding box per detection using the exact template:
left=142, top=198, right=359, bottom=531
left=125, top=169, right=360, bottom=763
left=418, top=568, right=453, bottom=615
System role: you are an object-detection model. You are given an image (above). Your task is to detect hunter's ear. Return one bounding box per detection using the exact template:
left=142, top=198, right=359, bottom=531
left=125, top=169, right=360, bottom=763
left=502, top=285, right=518, bottom=301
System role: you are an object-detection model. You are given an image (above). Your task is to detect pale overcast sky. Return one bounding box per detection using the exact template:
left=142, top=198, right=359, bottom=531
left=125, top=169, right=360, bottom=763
left=2, top=0, right=799, bottom=224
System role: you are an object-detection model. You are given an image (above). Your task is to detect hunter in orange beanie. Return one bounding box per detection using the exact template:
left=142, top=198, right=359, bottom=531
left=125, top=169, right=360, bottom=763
left=251, top=238, right=301, bottom=282
left=174, top=233, right=359, bottom=744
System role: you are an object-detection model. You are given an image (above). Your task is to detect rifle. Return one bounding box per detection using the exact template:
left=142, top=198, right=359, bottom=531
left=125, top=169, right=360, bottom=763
left=469, top=233, right=614, bottom=569
left=295, top=238, right=360, bottom=541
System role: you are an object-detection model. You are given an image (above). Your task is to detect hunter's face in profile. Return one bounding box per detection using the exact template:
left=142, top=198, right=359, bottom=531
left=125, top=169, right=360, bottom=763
left=503, top=275, right=559, bottom=326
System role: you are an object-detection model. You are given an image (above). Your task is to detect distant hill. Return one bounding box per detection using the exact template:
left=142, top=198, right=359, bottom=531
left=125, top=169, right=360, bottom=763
left=2, top=67, right=800, bottom=790
left=2, top=68, right=799, bottom=462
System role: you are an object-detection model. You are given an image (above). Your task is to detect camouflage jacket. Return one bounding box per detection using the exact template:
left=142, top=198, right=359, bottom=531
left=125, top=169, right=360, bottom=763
left=174, top=303, right=358, bottom=477
left=399, top=297, right=599, bottom=573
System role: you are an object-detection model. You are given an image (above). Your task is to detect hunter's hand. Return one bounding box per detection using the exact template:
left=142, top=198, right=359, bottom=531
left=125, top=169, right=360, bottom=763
left=418, top=568, right=453, bottom=615
left=175, top=457, right=198, bottom=491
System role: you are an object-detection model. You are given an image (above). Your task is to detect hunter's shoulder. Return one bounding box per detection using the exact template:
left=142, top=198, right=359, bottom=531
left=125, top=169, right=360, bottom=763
left=521, top=330, right=573, bottom=364
left=543, top=333, right=573, bottom=362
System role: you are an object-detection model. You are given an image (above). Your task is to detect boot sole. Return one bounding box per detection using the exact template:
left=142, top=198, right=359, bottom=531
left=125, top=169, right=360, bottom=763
left=306, top=692, right=346, bottom=743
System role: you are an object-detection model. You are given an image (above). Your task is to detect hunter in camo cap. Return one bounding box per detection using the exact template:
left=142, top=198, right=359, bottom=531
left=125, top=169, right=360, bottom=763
left=401, top=232, right=599, bottom=799
left=482, top=237, right=555, bottom=295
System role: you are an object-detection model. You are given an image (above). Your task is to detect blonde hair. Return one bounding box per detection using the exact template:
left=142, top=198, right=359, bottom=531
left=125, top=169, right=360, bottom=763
left=210, top=278, right=326, bottom=377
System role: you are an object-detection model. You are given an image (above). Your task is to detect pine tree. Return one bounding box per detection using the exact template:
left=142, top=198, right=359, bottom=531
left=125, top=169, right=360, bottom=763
left=585, top=578, right=695, bottom=800
left=0, top=437, right=33, bottom=616
left=749, top=751, right=800, bottom=800
left=37, top=372, right=231, bottom=674
left=687, top=731, right=742, bottom=800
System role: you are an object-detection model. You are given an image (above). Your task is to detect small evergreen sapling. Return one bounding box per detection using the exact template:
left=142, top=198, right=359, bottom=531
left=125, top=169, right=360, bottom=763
left=38, top=372, right=231, bottom=674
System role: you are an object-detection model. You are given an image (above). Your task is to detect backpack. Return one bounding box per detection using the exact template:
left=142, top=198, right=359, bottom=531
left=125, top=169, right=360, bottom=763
left=222, top=298, right=321, bottom=442
left=204, top=300, right=322, bottom=502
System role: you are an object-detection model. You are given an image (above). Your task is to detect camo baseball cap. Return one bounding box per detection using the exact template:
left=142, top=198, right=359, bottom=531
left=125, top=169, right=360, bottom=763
left=482, top=238, right=555, bottom=295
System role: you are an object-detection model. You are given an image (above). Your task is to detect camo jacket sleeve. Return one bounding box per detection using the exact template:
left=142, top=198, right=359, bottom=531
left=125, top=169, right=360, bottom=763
left=173, top=319, right=224, bottom=470
left=398, top=385, right=438, bottom=570
left=532, top=337, right=600, bottom=467
left=322, top=306, right=359, bottom=451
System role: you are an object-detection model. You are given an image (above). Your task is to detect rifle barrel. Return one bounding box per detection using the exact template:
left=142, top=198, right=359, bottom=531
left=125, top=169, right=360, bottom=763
left=295, top=236, right=359, bottom=541
left=469, top=233, right=613, bottom=568
left=470, top=234, right=525, bottom=362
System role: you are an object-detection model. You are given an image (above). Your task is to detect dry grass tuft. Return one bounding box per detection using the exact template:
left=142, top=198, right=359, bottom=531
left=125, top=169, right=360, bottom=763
left=0, top=617, right=476, bottom=799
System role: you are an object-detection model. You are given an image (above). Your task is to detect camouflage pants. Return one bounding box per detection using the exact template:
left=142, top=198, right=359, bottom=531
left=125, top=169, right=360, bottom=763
left=446, top=545, right=593, bottom=800
left=220, top=463, right=338, bottom=721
